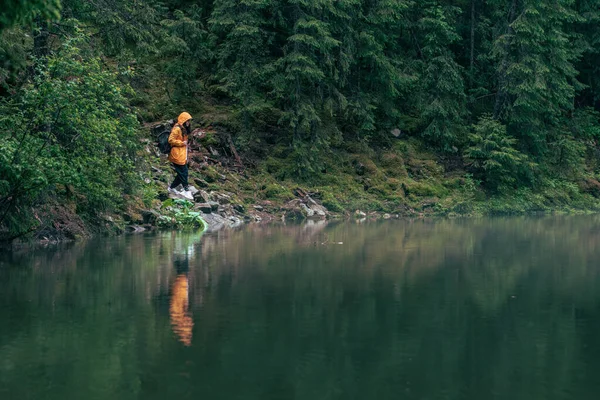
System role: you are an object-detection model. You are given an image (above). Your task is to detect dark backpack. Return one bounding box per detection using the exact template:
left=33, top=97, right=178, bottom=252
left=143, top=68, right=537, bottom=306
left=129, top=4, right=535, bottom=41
left=153, top=120, right=175, bottom=155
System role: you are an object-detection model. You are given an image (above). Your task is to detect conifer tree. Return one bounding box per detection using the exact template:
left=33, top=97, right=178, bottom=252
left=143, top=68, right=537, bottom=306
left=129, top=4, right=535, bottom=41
left=415, top=0, right=467, bottom=150
left=269, top=0, right=344, bottom=175
left=493, top=0, right=582, bottom=155
left=210, top=0, right=273, bottom=131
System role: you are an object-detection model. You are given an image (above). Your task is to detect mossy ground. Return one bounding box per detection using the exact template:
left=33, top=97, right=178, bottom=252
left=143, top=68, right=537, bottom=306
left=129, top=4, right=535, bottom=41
left=137, top=123, right=600, bottom=219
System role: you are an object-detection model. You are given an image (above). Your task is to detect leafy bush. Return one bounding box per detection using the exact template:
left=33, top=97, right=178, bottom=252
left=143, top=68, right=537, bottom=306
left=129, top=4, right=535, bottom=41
left=158, top=199, right=206, bottom=230
left=0, top=28, right=140, bottom=240
left=465, top=115, right=533, bottom=192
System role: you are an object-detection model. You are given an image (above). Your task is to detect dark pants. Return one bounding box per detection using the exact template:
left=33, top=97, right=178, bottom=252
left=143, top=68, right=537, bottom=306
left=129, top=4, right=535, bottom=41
left=170, top=163, right=189, bottom=190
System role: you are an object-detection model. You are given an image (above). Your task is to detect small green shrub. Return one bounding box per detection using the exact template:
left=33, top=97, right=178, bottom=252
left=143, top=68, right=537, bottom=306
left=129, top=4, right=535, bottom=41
left=465, top=115, right=534, bottom=192
left=158, top=199, right=206, bottom=230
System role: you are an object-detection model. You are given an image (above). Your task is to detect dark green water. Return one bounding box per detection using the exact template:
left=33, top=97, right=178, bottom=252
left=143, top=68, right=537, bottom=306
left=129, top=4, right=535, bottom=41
left=2, top=217, right=600, bottom=400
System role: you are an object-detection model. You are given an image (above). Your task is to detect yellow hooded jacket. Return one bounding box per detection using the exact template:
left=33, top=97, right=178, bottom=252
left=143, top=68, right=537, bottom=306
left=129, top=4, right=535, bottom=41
left=168, top=112, right=193, bottom=165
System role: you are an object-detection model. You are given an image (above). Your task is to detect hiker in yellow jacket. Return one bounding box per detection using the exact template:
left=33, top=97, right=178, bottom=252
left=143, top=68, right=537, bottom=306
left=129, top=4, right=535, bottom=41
left=167, top=112, right=198, bottom=200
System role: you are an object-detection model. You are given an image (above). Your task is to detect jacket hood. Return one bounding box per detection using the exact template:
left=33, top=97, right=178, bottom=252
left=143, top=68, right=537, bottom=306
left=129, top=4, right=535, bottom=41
left=177, top=112, right=193, bottom=126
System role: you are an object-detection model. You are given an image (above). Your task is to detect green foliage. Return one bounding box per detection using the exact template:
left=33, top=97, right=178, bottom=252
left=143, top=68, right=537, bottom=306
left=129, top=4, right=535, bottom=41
left=3, top=0, right=600, bottom=238
left=0, top=0, right=61, bottom=29
left=493, top=0, right=583, bottom=154
left=465, top=115, right=533, bottom=191
left=161, top=7, right=214, bottom=99
left=61, top=0, right=163, bottom=56
left=0, top=27, right=29, bottom=88
left=158, top=199, right=207, bottom=230
left=262, top=183, right=293, bottom=201
left=210, top=0, right=272, bottom=130
left=416, top=1, right=467, bottom=150
left=0, top=28, right=140, bottom=239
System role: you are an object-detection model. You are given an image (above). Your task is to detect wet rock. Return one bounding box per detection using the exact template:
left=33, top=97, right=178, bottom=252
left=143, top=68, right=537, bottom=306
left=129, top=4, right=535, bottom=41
left=201, top=213, right=226, bottom=231
left=306, top=196, right=327, bottom=217
left=301, top=203, right=315, bottom=217
left=126, top=225, right=146, bottom=233
left=383, top=213, right=391, bottom=219
left=228, top=216, right=243, bottom=227
left=195, top=203, right=213, bottom=213
left=355, top=210, right=366, bottom=218
left=208, top=201, right=220, bottom=212
left=201, top=212, right=244, bottom=231
left=233, top=204, right=246, bottom=214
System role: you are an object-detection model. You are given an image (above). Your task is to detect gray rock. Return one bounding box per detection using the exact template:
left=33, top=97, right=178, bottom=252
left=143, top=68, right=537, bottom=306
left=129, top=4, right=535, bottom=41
left=253, top=205, right=264, bottom=211
left=195, top=203, right=213, bottom=213
left=213, top=192, right=231, bottom=204
left=383, top=213, right=391, bottom=219
left=194, top=190, right=210, bottom=203
left=233, top=204, right=246, bottom=214
left=218, top=204, right=233, bottom=217
left=126, top=225, right=146, bottom=233
left=301, top=203, right=315, bottom=217
left=306, top=196, right=327, bottom=217
left=201, top=212, right=226, bottom=231
left=228, top=216, right=243, bottom=228
left=208, top=201, right=220, bottom=211
left=355, top=210, right=367, bottom=217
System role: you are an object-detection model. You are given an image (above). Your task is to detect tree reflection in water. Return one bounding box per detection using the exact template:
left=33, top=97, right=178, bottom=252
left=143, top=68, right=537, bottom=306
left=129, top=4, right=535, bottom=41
left=2, top=217, right=600, bottom=399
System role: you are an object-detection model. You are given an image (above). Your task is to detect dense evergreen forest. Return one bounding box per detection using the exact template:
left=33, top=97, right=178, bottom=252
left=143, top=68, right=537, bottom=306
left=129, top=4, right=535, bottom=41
left=2, top=0, right=600, bottom=241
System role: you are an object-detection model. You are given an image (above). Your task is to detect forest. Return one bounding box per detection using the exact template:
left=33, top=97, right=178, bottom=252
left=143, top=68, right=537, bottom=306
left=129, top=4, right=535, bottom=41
left=1, top=0, right=600, bottom=241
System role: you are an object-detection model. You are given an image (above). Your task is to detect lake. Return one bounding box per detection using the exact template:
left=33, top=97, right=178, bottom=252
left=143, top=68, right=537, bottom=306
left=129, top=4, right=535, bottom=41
left=2, top=217, right=600, bottom=399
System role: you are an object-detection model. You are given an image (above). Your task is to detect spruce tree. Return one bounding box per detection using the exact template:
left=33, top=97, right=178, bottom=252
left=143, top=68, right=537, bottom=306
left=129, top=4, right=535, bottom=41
left=493, top=0, right=582, bottom=156
left=270, top=0, right=344, bottom=175
left=415, top=0, right=467, bottom=150
left=210, top=0, right=273, bottom=131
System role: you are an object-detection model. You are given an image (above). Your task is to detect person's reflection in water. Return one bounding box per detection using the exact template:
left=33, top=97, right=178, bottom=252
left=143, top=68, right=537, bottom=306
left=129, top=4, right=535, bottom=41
left=170, top=257, right=193, bottom=346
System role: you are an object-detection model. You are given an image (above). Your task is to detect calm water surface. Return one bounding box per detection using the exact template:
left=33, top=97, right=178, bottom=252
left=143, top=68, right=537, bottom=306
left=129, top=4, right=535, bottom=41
left=2, top=217, right=600, bottom=399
